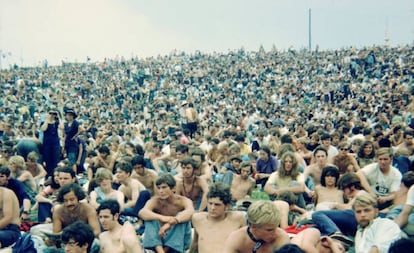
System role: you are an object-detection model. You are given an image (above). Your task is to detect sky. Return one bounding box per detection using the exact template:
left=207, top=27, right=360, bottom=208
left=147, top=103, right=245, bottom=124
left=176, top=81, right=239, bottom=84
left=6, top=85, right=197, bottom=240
left=0, top=0, right=413, bottom=68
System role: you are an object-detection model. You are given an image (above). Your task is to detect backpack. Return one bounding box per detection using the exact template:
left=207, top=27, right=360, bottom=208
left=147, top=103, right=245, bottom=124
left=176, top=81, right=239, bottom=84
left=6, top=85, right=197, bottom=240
left=12, top=233, right=36, bottom=253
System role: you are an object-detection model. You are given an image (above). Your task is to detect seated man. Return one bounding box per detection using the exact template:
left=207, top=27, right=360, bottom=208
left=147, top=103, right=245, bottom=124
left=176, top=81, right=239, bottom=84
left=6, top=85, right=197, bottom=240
left=353, top=194, right=401, bottom=253
left=175, top=157, right=209, bottom=211
left=0, top=186, right=21, bottom=249
left=223, top=200, right=290, bottom=253
left=61, top=221, right=95, bottom=253
left=53, top=183, right=101, bottom=237
left=131, top=155, right=158, bottom=196
left=139, top=173, right=194, bottom=253
left=98, top=199, right=142, bottom=253
left=395, top=179, right=414, bottom=236
left=190, top=183, right=246, bottom=253
left=230, top=161, right=256, bottom=202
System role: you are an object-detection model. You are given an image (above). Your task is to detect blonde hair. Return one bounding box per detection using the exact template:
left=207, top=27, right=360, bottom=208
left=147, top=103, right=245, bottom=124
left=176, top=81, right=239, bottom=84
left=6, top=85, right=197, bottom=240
left=94, top=167, right=113, bottom=183
left=247, top=200, right=281, bottom=226
left=352, top=193, right=377, bottom=210
left=27, top=151, right=39, bottom=162
left=376, top=147, right=393, bottom=158
left=9, top=155, right=26, bottom=170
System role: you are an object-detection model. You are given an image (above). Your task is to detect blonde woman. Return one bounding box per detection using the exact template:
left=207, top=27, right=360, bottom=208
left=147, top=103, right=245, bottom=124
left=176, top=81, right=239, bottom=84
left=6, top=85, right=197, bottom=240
left=9, top=155, right=37, bottom=192
left=89, top=168, right=125, bottom=211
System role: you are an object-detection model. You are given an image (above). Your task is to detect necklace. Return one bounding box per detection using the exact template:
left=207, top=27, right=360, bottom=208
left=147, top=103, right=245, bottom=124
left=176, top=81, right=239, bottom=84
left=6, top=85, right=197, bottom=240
left=247, top=226, right=264, bottom=253
left=182, top=177, right=195, bottom=198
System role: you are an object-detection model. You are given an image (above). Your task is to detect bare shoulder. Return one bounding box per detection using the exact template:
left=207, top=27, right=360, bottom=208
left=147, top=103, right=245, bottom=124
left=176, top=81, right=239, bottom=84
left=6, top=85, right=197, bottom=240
left=227, top=211, right=246, bottom=221
left=192, top=211, right=208, bottom=223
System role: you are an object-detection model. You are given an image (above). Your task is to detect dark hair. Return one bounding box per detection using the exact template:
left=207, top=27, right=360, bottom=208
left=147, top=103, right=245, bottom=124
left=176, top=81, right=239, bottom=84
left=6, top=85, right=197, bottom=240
left=0, top=166, right=11, bottom=177
left=58, top=166, right=76, bottom=179
left=175, top=144, right=189, bottom=154
left=57, top=183, right=86, bottom=203
left=320, top=133, right=331, bottom=141
left=277, top=191, right=297, bottom=205
left=402, top=171, right=414, bottom=188
left=313, top=146, right=328, bottom=157
left=388, top=238, right=414, bottom=253
left=207, top=183, right=232, bottom=205
left=181, top=157, right=199, bottom=170
left=97, top=199, right=120, bottom=215
left=320, top=166, right=340, bottom=187
left=337, top=173, right=362, bottom=190
left=280, top=134, right=293, bottom=144
left=155, top=173, right=176, bottom=188
left=98, top=145, right=110, bottom=155
left=357, top=140, right=375, bottom=159
left=115, top=161, right=133, bottom=174
left=62, top=221, right=95, bottom=252
left=274, top=243, right=305, bottom=253
left=190, top=147, right=206, bottom=162
left=131, top=155, right=146, bottom=168
left=260, top=145, right=271, bottom=156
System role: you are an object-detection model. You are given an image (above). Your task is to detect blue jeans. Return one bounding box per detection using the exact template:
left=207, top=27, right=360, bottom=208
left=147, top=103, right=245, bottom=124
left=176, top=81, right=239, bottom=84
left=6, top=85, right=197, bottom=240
left=312, top=209, right=357, bottom=236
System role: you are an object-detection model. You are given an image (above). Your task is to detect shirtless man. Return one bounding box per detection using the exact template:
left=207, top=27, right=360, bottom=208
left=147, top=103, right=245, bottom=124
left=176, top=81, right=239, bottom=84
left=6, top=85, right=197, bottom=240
left=231, top=161, right=256, bottom=202
left=291, top=228, right=348, bottom=253
left=0, top=186, right=21, bottom=249
left=175, top=157, right=209, bottom=211
left=190, top=183, right=246, bottom=253
left=131, top=155, right=158, bottom=196
left=303, top=146, right=332, bottom=198
left=52, top=183, right=101, bottom=237
left=139, top=173, right=194, bottom=253
left=98, top=199, right=142, bottom=253
left=115, top=161, right=150, bottom=216
left=183, top=102, right=198, bottom=138
left=224, top=200, right=290, bottom=253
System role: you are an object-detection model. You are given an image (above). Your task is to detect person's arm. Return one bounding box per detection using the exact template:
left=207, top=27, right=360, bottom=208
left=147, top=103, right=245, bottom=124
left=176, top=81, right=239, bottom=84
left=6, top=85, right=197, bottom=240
left=395, top=204, right=413, bottom=228
left=34, top=164, right=47, bottom=180
left=16, top=171, right=31, bottom=183
left=303, top=166, right=315, bottom=198
left=197, top=177, right=209, bottom=212
left=349, top=156, right=361, bottom=171
left=264, top=173, right=277, bottom=195
left=116, top=191, right=125, bottom=212
left=138, top=198, right=170, bottom=222
left=125, top=182, right=140, bottom=208
left=356, top=170, right=375, bottom=196
left=0, top=190, right=14, bottom=229
left=189, top=216, right=199, bottom=253
left=86, top=205, right=102, bottom=237
left=52, top=205, right=63, bottom=233
left=89, top=191, right=99, bottom=210
left=223, top=232, right=240, bottom=253
left=175, top=196, right=195, bottom=223
left=76, top=141, right=83, bottom=166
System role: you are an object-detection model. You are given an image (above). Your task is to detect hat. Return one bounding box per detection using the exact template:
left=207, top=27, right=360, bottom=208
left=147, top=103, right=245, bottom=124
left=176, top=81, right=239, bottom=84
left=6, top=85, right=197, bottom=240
left=65, top=108, right=77, bottom=118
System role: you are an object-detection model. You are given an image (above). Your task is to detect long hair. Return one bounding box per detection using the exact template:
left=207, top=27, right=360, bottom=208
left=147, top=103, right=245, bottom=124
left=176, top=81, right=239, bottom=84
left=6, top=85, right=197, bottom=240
left=278, top=152, right=299, bottom=179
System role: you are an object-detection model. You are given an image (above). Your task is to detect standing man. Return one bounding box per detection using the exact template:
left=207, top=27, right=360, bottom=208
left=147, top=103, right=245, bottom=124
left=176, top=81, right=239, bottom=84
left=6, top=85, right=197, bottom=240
left=353, top=194, right=401, bottom=253
left=223, top=200, right=290, bottom=253
left=139, top=174, right=194, bottom=253
left=52, top=183, right=101, bottom=237
left=190, top=183, right=246, bottom=253
left=357, top=147, right=402, bottom=210
left=175, top=157, right=209, bottom=211
left=98, top=199, right=143, bottom=253
left=63, top=108, right=81, bottom=169
left=183, top=102, right=198, bottom=138
left=0, top=186, right=21, bottom=249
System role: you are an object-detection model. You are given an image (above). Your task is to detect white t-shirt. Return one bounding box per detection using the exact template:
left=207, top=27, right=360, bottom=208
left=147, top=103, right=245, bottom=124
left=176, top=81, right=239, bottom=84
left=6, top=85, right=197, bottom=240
left=361, top=163, right=402, bottom=196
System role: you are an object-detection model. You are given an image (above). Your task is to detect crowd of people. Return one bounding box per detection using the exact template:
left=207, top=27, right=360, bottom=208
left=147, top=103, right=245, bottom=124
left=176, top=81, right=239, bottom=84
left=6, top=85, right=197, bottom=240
left=0, top=44, right=413, bottom=253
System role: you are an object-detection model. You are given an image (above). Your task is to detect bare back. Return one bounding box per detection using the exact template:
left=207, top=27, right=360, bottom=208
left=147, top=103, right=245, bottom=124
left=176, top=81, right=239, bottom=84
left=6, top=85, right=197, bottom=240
left=224, top=226, right=290, bottom=253
left=0, top=187, right=20, bottom=227
left=192, top=211, right=246, bottom=253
